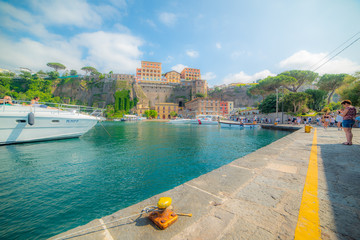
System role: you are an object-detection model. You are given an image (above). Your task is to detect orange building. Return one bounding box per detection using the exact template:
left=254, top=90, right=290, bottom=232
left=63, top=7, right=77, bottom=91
left=164, top=71, right=181, bottom=84
left=220, top=101, right=234, bottom=116
left=185, top=98, right=220, bottom=118
left=136, top=61, right=164, bottom=83
left=155, top=103, right=179, bottom=119
left=180, top=68, right=201, bottom=80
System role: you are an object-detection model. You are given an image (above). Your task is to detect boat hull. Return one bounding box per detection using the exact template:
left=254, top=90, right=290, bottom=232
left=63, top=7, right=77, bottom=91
left=220, top=121, right=259, bottom=128
left=0, top=110, right=98, bottom=145
left=169, top=119, right=192, bottom=124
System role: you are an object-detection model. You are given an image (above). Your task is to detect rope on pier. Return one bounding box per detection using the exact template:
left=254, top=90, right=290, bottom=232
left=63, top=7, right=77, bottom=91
left=54, top=206, right=157, bottom=240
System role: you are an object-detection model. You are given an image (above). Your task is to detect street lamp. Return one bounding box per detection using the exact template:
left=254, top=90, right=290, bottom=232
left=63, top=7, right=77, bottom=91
left=276, top=88, right=279, bottom=120
left=276, top=87, right=284, bottom=124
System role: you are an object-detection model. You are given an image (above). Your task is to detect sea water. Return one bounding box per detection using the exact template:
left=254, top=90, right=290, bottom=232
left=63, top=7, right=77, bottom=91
left=0, top=122, right=289, bottom=239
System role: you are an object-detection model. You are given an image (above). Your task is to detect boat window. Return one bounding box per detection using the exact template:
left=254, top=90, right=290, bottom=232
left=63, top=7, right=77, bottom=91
left=16, top=120, right=26, bottom=123
left=52, top=120, right=60, bottom=123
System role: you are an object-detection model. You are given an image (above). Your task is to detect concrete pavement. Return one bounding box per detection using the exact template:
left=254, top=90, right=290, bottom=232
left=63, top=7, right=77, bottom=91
left=52, top=126, right=360, bottom=240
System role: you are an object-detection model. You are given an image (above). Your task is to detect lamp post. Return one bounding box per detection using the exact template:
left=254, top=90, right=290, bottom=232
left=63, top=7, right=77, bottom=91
left=276, top=88, right=279, bottom=121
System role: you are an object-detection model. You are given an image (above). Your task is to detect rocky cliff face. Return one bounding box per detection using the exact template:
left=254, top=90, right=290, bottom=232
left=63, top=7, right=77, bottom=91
left=53, top=78, right=262, bottom=109
left=208, top=87, right=261, bottom=107
left=52, top=78, right=142, bottom=107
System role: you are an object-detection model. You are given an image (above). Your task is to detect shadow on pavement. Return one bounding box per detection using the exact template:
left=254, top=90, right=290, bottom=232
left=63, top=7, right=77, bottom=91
left=318, top=143, right=360, bottom=239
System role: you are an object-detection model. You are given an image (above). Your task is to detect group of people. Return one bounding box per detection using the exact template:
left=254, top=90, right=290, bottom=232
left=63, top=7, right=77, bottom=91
left=0, top=96, right=50, bottom=108
left=0, top=95, right=13, bottom=105
left=287, top=116, right=312, bottom=125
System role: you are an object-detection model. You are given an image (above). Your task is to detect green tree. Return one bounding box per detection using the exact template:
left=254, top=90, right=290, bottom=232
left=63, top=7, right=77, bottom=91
left=70, top=70, right=77, bottom=76
left=304, top=89, right=327, bottom=111
left=195, top=93, right=206, bottom=98
left=144, top=109, right=158, bottom=119
left=169, top=111, right=178, bottom=118
left=317, top=73, right=348, bottom=104
left=279, top=70, right=318, bottom=92
left=47, top=62, right=66, bottom=72
left=282, top=92, right=310, bottom=113
left=47, top=71, right=60, bottom=80
left=339, top=81, right=360, bottom=106
left=81, top=66, right=97, bottom=76
left=258, top=93, right=283, bottom=113
left=248, top=75, right=286, bottom=99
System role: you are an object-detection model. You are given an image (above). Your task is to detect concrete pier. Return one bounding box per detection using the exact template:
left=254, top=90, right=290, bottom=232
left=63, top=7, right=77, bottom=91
left=52, top=126, right=360, bottom=240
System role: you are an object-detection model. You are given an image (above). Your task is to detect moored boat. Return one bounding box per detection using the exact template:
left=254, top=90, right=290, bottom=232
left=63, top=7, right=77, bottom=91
left=0, top=100, right=103, bottom=145
left=168, top=118, right=192, bottom=124
left=191, top=115, right=220, bottom=125
left=220, top=120, right=259, bottom=128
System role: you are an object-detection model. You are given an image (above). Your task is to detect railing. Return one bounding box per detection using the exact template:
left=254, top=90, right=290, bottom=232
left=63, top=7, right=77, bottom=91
left=0, top=99, right=104, bottom=117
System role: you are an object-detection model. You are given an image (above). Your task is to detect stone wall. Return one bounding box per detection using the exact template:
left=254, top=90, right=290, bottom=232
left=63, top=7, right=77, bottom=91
left=139, top=83, right=192, bottom=108
left=209, top=87, right=261, bottom=108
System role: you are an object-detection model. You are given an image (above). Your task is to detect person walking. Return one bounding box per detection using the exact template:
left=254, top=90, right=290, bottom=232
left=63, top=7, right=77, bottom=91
left=323, top=112, right=330, bottom=129
left=336, top=110, right=343, bottom=131
left=340, top=100, right=357, bottom=145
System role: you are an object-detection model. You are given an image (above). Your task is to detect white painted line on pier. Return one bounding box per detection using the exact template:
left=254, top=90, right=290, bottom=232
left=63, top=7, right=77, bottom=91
left=185, top=183, right=226, bottom=201
left=99, top=218, right=114, bottom=240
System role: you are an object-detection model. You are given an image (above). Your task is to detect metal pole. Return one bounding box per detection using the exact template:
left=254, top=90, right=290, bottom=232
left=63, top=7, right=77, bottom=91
left=276, top=89, right=279, bottom=119
left=281, top=96, right=284, bottom=124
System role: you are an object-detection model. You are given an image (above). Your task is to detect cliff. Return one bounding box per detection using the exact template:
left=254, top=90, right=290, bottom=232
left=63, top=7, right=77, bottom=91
left=208, top=87, right=261, bottom=108
left=52, top=78, right=141, bottom=108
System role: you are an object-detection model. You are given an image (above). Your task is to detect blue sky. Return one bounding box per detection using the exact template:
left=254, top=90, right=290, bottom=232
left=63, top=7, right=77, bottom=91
left=0, top=0, right=360, bottom=86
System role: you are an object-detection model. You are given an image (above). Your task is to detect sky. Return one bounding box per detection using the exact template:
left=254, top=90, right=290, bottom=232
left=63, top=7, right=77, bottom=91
left=0, top=0, right=360, bottom=87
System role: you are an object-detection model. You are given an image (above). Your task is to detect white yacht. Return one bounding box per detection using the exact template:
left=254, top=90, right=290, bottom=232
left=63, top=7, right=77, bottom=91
left=191, top=115, right=220, bottom=125
left=220, top=120, right=260, bottom=129
left=0, top=101, right=102, bottom=145
left=168, top=118, right=192, bottom=124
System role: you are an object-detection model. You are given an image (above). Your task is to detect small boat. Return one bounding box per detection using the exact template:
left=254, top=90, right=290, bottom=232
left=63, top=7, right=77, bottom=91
left=0, top=100, right=103, bottom=145
left=191, top=115, right=220, bottom=125
left=220, top=120, right=259, bottom=129
left=168, top=118, right=192, bottom=124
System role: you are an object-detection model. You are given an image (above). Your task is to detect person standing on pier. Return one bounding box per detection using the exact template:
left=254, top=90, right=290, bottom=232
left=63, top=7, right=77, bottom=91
left=340, top=100, right=357, bottom=145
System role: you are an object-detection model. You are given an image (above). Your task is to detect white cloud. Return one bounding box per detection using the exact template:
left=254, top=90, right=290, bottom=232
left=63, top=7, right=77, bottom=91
left=222, top=70, right=276, bottom=84
left=203, top=72, right=216, bottom=80
left=32, top=0, right=102, bottom=28
left=0, top=31, right=143, bottom=73
left=279, top=50, right=360, bottom=75
left=186, top=50, right=199, bottom=58
left=71, top=31, right=143, bottom=73
left=216, top=43, right=222, bottom=49
left=0, top=35, right=83, bottom=72
left=158, top=12, right=177, bottom=26
left=0, top=1, right=60, bottom=39
left=171, top=64, right=187, bottom=73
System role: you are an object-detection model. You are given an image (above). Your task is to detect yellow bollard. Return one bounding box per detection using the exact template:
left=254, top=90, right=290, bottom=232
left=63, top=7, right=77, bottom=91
left=305, top=125, right=313, bottom=133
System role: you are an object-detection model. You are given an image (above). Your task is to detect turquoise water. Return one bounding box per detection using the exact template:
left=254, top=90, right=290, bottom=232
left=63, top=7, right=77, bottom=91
left=0, top=122, right=289, bottom=239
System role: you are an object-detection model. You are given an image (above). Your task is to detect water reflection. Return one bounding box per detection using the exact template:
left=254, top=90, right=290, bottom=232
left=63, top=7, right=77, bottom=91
left=0, top=122, right=288, bottom=240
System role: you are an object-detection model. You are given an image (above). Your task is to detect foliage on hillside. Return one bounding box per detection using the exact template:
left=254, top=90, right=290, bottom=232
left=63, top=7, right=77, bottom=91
left=105, top=90, right=138, bottom=119
left=248, top=70, right=359, bottom=115
left=0, top=71, right=60, bottom=102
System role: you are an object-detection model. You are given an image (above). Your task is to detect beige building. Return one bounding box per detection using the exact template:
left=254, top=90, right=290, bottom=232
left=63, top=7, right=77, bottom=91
left=185, top=98, right=220, bottom=118
left=164, top=71, right=181, bottom=84
left=135, top=104, right=150, bottom=116
left=191, top=79, right=207, bottom=99
left=155, top=103, right=179, bottom=119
